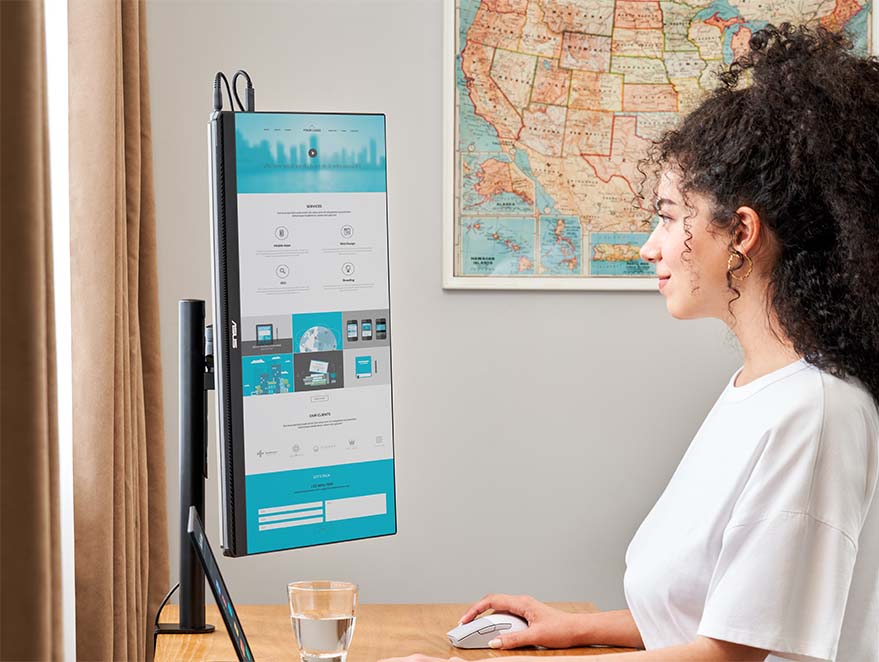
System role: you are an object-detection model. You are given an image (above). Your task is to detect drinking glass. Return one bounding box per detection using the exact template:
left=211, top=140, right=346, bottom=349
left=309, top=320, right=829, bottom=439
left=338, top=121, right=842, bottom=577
left=288, top=580, right=358, bottom=662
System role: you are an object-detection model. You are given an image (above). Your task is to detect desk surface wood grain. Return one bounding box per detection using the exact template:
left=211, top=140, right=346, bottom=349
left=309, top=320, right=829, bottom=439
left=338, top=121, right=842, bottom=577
left=156, top=603, right=636, bottom=661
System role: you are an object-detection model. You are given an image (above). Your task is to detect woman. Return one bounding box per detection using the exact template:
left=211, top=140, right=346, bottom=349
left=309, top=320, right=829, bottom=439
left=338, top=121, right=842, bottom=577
left=387, top=23, right=879, bottom=662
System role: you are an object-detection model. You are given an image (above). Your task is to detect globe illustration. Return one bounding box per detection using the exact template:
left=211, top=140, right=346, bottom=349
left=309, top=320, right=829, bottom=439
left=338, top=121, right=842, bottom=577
left=299, top=326, right=337, bottom=352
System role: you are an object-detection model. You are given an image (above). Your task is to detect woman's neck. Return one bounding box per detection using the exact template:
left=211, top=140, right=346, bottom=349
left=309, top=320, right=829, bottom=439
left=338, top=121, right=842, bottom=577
left=726, top=286, right=802, bottom=387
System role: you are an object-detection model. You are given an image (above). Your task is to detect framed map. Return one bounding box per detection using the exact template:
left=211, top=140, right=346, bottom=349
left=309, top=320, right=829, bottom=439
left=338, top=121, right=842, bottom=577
left=442, top=0, right=872, bottom=290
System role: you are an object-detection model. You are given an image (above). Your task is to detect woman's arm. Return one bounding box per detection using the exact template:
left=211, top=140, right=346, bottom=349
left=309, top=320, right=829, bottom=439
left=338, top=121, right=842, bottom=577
left=452, top=596, right=764, bottom=659
left=485, top=610, right=766, bottom=659
left=456, top=595, right=644, bottom=650
left=572, top=608, right=645, bottom=649
left=490, top=608, right=645, bottom=650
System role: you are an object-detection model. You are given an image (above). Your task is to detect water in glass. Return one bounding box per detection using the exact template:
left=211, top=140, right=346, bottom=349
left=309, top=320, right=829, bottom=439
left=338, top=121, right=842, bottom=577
left=291, top=612, right=356, bottom=662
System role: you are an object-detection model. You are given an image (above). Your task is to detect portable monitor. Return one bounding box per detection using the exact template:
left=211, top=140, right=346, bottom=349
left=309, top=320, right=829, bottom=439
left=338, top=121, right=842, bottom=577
left=187, top=506, right=255, bottom=661
left=209, top=111, right=396, bottom=556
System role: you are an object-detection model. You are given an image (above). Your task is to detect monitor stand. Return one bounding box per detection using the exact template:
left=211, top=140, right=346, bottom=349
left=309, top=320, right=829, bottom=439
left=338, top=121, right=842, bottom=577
left=154, top=299, right=216, bottom=640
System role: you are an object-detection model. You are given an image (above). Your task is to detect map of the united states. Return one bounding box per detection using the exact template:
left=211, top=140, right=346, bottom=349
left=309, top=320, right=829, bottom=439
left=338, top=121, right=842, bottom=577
left=454, top=0, right=870, bottom=280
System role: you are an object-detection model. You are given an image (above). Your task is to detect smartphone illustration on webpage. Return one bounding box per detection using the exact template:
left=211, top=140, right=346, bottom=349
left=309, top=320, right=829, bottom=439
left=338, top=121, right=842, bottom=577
left=375, top=318, right=387, bottom=340
left=361, top=319, right=372, bottom=340
left=346, top=320, right=358, bottom=342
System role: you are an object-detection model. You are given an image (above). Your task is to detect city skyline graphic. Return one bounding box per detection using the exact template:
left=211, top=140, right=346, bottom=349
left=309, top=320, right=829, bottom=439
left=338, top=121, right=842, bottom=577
left=234, top=113, right=387, bottom=193
left=236, top=130, right=386, bottom=171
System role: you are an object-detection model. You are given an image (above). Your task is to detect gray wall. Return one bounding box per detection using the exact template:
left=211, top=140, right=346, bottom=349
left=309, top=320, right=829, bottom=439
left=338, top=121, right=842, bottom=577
left=147, top=0, right=741, bottom=610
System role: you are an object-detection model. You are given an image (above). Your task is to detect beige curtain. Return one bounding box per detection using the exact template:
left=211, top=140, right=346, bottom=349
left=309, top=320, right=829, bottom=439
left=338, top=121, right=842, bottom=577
left=69, top=0, right=170, bottom=659
left=0, top=1, right=62, bottom=660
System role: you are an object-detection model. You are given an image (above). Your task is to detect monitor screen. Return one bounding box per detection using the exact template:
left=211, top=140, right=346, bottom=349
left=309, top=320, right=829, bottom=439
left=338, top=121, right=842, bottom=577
left=209, top=112, right=396, bottom=556
left=187, top=506, right=255, bottom=661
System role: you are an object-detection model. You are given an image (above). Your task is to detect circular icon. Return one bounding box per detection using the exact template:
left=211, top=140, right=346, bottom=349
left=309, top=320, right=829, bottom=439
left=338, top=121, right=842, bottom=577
left=274, top=226, right=289, bottom=241
left=340, top=225, right=354, bottom=239
left=292, top=444, right=300, bottom=453
left=299, top=326, right=337, bottom=352
left=308, top=148, right=318, bottom=158
left=341, top=262, right=355, bottom=276
left=275, top=264, right=289, bottom=279
left=312, top=445, right=319, bottom=453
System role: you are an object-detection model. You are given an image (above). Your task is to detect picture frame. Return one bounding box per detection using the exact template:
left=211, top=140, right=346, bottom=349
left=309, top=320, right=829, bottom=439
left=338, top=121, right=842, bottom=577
left=441, top=0, right=874, bottom=291
left=442, top=0, right=657, bottom=291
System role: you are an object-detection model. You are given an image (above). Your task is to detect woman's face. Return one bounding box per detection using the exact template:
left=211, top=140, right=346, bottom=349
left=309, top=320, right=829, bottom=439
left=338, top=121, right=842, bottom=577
left=639, top=169, right=733, bottom=320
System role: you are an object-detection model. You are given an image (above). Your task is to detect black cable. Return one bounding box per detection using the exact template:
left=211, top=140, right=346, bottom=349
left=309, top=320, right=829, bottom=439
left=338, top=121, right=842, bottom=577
left=152, top=582, right=180, bottom=651
left=232, top=69, right=255, bottom=112
left=231, top=71, right=246, bottom=110
left=213, top=72, right=243, bottom=112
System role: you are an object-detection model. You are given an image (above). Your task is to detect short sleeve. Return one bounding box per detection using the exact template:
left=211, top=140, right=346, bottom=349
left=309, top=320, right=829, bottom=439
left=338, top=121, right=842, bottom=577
left=697, top=510, right=857, bottom=662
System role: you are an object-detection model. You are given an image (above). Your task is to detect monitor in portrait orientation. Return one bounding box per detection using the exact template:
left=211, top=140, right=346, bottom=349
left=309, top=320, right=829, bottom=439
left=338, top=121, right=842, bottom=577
left=187, top=506, right=255, bottom=661
left=208, top=111, right=396, bottom=556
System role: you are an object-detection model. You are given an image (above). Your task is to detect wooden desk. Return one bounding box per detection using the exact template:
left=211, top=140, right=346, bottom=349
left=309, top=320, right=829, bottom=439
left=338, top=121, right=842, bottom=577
left=156, top=603, right=636, bottom=661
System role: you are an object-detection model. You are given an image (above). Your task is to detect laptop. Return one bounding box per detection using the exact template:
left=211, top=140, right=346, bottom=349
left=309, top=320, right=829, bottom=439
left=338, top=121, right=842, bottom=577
left=187, top=506, right=255, bottom=661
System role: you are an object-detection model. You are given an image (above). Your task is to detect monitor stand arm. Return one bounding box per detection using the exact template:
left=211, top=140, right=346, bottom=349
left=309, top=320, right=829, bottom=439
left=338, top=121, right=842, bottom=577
left=154, top=299, right=217, bottom=641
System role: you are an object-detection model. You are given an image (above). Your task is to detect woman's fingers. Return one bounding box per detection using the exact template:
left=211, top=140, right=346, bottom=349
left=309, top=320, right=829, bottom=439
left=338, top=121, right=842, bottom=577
left=488, top=628, right=534, bottom=650
left=458, top=594, right=500, bottom=624
left=458, top=593, right=530, bottom=624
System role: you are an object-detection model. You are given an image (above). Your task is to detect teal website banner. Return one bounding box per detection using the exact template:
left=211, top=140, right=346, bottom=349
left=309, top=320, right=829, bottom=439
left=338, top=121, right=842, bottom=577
left=235, top=113, right=387, bottom=194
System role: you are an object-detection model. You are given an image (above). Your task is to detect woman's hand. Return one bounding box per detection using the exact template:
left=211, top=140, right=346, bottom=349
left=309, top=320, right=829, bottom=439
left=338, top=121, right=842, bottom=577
left=458, top=593, right=583, bottom=649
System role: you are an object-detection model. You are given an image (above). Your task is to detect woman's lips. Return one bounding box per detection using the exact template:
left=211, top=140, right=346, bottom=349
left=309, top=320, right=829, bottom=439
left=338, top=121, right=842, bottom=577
left=658, top=275, right=670, bottom=290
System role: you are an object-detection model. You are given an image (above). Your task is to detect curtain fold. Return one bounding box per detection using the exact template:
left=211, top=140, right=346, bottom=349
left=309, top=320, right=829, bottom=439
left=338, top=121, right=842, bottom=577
left=69, top=0, right=170, bottom=659
left=0, top=1, right=62, bottom=660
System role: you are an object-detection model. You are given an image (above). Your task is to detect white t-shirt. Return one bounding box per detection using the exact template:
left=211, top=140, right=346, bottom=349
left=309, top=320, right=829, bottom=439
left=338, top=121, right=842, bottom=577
left=624, top=358, right=879, bottom=661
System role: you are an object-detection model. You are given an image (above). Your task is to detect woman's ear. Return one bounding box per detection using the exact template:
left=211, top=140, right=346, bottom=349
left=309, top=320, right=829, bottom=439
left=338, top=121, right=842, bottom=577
left=734, top=206, right=763, bottom=255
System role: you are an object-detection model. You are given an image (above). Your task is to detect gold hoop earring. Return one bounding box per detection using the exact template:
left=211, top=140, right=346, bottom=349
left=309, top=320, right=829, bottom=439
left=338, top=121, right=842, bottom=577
left=727, top=252, right=753, bottom=280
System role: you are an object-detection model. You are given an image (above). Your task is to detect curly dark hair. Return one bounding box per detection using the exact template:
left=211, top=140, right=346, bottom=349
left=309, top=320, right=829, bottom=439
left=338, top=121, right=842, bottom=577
left=638, top=23, right=879, bottom=403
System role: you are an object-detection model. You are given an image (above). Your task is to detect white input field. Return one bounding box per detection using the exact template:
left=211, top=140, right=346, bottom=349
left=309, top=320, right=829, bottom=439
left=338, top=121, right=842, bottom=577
left=258, top=517, right=323, bottom=531
left=258, top=501, right=322, bottom=515
left=258, top=509, right=323, bottom=523
left=325, top=494, right=387, bottom=522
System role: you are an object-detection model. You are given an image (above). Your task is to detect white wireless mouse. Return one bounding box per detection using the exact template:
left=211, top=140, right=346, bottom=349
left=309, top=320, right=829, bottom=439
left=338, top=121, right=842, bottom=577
left=447, top=612, right=528, bottom=649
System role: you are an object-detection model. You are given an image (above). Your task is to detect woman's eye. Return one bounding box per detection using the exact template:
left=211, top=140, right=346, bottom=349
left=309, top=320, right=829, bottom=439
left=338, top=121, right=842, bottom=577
left=659, top=214, right=673, bottom=226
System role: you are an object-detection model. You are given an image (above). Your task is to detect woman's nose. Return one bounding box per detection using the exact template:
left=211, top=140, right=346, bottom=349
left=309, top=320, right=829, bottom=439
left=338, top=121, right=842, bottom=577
left=640, top=225, right=661, bottom=263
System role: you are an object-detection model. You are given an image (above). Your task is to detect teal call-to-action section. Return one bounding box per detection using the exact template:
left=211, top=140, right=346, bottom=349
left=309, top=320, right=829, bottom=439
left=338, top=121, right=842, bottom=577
left=245, top=459, right=396, bottom=554
left=235, top=113, right=387, bottom=194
